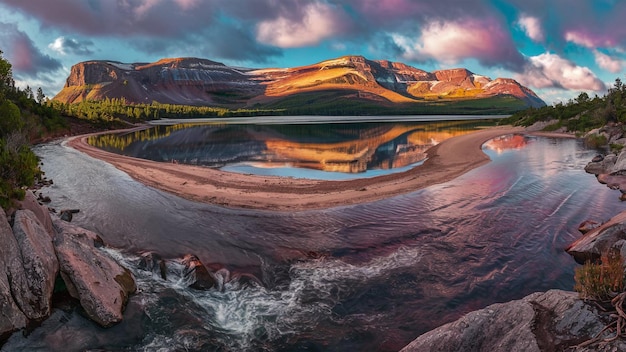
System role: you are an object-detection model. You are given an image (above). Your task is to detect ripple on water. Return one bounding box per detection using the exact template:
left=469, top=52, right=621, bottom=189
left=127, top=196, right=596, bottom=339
left=13, top=135, right=625, bottom=351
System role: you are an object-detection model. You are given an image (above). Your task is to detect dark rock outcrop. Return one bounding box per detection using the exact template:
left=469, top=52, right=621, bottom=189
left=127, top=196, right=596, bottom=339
left=138, top=251, right=167, bottom=280
left=400, top=289, right=625, bottom=352
left=53, top=218, right=136, bottom=327
left=10, top=209, right=59, bottom=320
left=58, top=208, right=80, bottom=222
left=181, top=254, right=216, bottom=290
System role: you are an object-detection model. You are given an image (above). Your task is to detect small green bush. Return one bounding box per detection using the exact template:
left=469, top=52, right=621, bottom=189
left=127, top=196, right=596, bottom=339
left=575, top=252, right=625, bottom=301
left=611, top=143, right=625, bottom=153
left=584, top=134, right=608, bottom=148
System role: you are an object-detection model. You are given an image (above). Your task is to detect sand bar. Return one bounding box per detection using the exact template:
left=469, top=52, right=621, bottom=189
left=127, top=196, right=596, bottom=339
left=68, top=125, right=525, bottom=211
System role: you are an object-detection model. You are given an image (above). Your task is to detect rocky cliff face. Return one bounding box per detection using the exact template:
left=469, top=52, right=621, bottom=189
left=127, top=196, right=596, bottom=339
left=54, top=56, right=546, bottom=110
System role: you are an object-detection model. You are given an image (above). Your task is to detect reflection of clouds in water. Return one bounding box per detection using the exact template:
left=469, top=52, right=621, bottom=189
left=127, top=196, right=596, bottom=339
left=482, top=134, right=528, bottom=154
left=22, top=134, right=623, bottom=351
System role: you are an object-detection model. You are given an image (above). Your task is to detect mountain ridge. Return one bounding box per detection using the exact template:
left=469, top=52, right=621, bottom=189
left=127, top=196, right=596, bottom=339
left=53, top=55, right=545, bottom=113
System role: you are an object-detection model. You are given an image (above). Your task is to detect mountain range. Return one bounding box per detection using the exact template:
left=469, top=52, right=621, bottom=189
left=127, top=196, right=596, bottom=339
left=53, top=56, right=545, bottom=114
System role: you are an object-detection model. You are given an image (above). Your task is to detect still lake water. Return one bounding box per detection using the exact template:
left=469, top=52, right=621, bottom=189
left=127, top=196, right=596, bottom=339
left=4, top=118, right=625, bottom=351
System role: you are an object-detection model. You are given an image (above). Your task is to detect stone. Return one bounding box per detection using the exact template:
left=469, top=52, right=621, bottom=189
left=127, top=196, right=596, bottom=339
left=53, top=218, right=136, bottom=327
left=17, top=191, right=54, bottom=238
left=10, top=209, right=59, bottom=320
left=138, top=251, right=167, bottom=280
left=400, top=289, right=626, bottom=352
left=566, top=211, right=626, bottom=264
left=59, top=209, right=80, bottom=223
left=591, top=154, right=604, bottom=163
left=611, top=150, right=626, bottom=175
left=578, top=220, right=601, bottom=234
left=181, top=254, right=216, bottom=290
left=0, top=211, right=27, bottom=338
left=585, top=154, right=617, bottom=175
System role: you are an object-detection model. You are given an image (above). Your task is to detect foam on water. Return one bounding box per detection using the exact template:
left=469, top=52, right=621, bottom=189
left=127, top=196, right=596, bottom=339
left=6, top=130, right=624, bottom=351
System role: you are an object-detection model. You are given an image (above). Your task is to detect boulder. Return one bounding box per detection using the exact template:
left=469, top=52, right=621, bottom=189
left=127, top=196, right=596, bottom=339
left=138, top=251, right=167, bottom=280
left=611, top=150, right=626, bottom=175
left=10, top=209, right=59, bottom=320
left=566, top=211, right=626, bottom=264
left=578, top=220, right=601, bottom=234
left=59, top=209, right=80, bottom=223
left=181, top=254, right=216, bottom=290
left=0, top=211, right=27, bottom=338
left=17, top=191, right=54, bottom=238
left=400, top=289, right=626, bottom=352
left=53, top=218, right=136, bottom=327
left=585, top=154, right=617, bottom=175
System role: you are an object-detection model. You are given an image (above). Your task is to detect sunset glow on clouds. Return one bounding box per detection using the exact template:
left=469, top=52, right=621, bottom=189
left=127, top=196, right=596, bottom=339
left=0, top=0, right=624, bottom=103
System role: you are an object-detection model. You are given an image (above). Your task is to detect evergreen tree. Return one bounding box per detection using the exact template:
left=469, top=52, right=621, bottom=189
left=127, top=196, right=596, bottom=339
left=36, top=87, right=45, bottom=104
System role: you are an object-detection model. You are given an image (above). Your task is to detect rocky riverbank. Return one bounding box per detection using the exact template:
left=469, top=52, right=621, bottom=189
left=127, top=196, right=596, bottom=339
left=400, top=207, right=626, bottom=352
left=0, top=191, right=136, bottom=342
left=401, top=127, right=626, bottom=351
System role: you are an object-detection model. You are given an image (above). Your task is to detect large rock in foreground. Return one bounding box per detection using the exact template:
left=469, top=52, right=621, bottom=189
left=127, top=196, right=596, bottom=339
left=10, top=209, right=59, bottom=320
left=401, top=289, right=625, bottom=352
left=0, top=211, right=27, bottom=338
left=53, top=218, right=136, bottom=327
left=566, top=210, right=626, bottom=264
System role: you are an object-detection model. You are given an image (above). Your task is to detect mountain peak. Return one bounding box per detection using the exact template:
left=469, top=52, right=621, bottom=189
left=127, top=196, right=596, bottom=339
left=54, top=55, right=545, bottom=112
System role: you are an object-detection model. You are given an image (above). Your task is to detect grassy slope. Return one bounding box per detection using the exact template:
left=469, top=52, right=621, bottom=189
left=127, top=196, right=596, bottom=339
left=260, top=91, right=528, bottom=115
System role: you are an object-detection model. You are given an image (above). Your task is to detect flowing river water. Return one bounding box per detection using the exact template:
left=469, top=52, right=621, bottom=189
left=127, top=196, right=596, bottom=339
left=3, top=121, right=625, bottom=351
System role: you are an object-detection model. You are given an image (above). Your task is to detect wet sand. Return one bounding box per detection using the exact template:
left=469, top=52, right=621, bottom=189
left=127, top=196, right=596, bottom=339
left=68, top=125, right=525, bottom=211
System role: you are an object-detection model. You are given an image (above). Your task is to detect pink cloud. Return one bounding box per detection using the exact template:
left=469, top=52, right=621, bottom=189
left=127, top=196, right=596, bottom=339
left=516, top=53, right=605, bottom=91
left=392, top=18, right=524, bottom=70
left=517, top=14, right=544, bottom=42
left=565, top=30, right=616, bottom=49
left=256, top=2, right=346, bottom=48
left=593, top=50, right=623, bottom=73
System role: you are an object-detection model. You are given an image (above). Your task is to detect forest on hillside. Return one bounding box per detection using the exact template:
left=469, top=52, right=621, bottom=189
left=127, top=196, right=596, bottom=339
left=502, top=78, right=626, bottom=134
left=0, top=51, right=66, bottom=209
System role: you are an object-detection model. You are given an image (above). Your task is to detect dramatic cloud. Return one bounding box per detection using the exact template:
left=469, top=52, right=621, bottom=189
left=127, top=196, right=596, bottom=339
left=0, top=0, right=221, bottom=37
left=256, top=2, right=346, bottom=48
left=517, top=14, right=544, bottom=42
left=392, top=18, right=525, bottom=70
left=594, top=50, right=624, bottom=73
left=564, top=31, right=616, bottom=49
left=0, top=22, right=62, bottom=77
left=48, top=36, right=94, bottom=55
left=517, top=53, right=606, bottom=91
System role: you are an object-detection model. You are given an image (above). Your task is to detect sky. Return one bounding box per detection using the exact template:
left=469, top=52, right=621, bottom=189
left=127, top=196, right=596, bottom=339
left=0, top=0, right=625, bottom=105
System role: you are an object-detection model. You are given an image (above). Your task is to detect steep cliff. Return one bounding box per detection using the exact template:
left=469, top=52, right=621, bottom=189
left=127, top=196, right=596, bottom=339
left=54, top=56, right=546, bottom=112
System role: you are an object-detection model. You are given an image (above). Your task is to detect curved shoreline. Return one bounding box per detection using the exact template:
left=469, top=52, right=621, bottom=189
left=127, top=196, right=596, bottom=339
left=68, top=125, right=525, bottom=211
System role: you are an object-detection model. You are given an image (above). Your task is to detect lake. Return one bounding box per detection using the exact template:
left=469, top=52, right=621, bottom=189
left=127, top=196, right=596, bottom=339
left=4, top=117, right=623, bottom=351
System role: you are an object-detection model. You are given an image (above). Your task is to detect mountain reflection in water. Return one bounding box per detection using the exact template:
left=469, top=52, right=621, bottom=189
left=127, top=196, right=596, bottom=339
left=9, top=123, right=625, bottom=352
left=88, top=120, right=483, bottom=177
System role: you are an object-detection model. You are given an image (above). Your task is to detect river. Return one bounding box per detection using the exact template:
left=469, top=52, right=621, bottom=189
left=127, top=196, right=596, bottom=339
left=3, top=122, right=623, bottom=351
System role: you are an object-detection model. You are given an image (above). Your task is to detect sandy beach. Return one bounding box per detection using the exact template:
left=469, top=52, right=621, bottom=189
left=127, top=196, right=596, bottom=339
left=68, top=125, right=525, bottom=211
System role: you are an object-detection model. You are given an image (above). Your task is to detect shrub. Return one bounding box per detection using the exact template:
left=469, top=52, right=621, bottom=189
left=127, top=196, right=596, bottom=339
left=584, top=134, right=608, bottom=148
left=611, top=143, right=625, bottom=153
left=574, top=252, right=625, bottom=301
left=0, top=137, right=40, bottom=209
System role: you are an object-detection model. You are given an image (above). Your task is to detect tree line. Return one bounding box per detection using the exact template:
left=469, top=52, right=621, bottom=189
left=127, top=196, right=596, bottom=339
left=47, top=98, right=283, bottom=124
left=502, top=77, right=626, bottom=133
left=0, top=50, right=62, bottom=208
